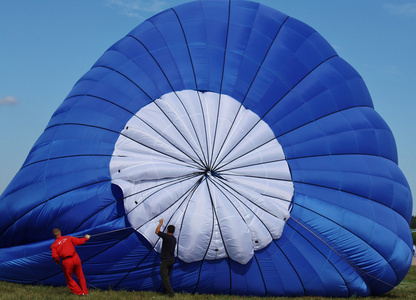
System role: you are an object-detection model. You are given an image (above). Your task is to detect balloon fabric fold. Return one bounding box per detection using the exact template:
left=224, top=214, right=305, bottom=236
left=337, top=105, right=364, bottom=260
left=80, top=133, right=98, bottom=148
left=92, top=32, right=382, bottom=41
left=0, top=0, right=412, bottom=297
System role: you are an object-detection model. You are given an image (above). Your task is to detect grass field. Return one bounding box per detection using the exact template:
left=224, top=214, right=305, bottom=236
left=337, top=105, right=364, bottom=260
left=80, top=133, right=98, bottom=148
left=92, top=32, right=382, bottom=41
left=1, top=266, right=415, bottom=300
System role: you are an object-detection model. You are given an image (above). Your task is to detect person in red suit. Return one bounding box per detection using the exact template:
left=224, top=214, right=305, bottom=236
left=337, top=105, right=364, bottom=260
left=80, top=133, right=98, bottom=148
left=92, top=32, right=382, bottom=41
left=50, top=228, right=90, bottom=295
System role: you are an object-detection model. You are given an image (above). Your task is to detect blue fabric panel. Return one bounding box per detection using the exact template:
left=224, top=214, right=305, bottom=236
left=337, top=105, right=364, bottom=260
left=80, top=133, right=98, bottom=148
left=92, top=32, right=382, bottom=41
left=255, top=242, right=305, bottom=296
left=290, top=154, right=411, bottom=218
left=264, top=58, right=373, bottom=137
left=173, top=261, right=207, bottom=293
left=1, top=159, right=47, bottom=197
left=0, top=180, right=48, bottom=246
left=192, top=259, right=232, bottom=294
left=278, top=107, right=396, bottom=161
left=67, top=80, right=151, bottom=114
left=276, top=224, right=337, bottom=296
left=291, top=193, right=411, bottom=294
left=230, top=258, right=265, bottom=296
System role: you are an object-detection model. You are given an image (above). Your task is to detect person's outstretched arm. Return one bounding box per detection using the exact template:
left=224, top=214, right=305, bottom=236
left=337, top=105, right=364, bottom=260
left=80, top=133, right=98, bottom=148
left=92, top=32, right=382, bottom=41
left=155, top=219, right=163, bottom=235
left=71, top=234, right=90, bottom=246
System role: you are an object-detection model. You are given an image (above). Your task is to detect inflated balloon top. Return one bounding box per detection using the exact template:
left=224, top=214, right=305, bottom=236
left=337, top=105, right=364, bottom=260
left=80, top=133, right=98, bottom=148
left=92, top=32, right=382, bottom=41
left=0, top=0, right=413, bottom=297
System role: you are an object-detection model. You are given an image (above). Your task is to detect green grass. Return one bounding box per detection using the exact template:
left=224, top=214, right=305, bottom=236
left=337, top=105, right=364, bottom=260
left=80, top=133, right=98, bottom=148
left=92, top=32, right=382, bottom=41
left=1, top=266, right=416, bottom=300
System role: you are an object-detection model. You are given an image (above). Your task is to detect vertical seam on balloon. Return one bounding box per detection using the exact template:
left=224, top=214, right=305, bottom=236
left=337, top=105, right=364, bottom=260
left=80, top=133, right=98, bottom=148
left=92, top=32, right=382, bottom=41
left=196, top=91, right=213, bottom=167
left=253, top=253, right=268, bottom=296
left=160, top=11, right=213, bottom=166
left=131, top=20, right=183, bottom=91
left=192, top=259, right=205, bottom=294
left=126, top=106, right=206, bottom=169
left=208, top=0, right=232, bottom=169
left=151, top=95, right=208, bottom=168
left=125, top=34, right=176, bottom=93
left=172, top=91, right=210, bottom=167
left=271, top=238, right=306, bottom=295
left=190, top=182, right=216, bottom=294
left=88, top=65, right=208, bottom=167
left=210, top=16, right=290, bottom=170
left=169, top=177, right=201, bottom=259
left=257, top=53, right=336, bottom=119
left=126, top=34, right=211, bottom=167
left=204, top=176, right=233, bottom=294
left=171, top=8, right=198, bottom=90
left=192, top=174, right=222, bottom=293
left=214, top=17, right=289, bottom=168
left=205, top=178, right=231, bottom=257
left=193, top=1, right=217, bottom=167
left=212, top=53, right=338, bottom=171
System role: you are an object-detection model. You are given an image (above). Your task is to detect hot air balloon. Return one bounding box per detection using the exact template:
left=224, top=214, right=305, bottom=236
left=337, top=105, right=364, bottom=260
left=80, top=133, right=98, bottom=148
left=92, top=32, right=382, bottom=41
left=0, top=0, right=412, bottom=297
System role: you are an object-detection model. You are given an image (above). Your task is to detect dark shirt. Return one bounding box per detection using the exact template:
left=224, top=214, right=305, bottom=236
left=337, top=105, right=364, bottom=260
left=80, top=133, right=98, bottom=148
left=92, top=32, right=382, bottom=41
left=157, top=232, right=176, bottom=260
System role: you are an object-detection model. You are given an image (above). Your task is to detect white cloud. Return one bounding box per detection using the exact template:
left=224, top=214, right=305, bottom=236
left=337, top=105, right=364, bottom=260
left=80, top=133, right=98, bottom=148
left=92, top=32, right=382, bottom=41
left=107, top=0, right=170, bottom=17
left=383, top=3, right=416, bottom=17
left=0, top=96, right=18, bottom=106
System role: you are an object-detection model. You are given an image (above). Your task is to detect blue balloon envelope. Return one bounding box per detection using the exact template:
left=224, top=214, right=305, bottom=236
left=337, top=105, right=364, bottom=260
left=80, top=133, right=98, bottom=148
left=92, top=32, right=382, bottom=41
left=0, top=0, right=413, bottom=297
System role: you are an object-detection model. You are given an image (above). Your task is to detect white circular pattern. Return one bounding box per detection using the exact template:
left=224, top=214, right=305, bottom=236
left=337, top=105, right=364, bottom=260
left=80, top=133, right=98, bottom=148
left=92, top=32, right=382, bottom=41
left=110, top=90, right=294, bottom=264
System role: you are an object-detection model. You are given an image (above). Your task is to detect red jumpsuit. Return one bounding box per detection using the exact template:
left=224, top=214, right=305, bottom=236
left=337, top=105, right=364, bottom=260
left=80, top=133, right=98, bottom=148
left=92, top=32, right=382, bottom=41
left=50, top=236, right=89, bottom=295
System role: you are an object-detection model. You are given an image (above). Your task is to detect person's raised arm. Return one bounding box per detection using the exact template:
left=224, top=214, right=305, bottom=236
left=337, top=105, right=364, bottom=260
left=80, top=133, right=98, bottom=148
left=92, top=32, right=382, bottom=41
left=155, top=219, right=163, bottom=235
left=71, top=234, right=90, bottom=246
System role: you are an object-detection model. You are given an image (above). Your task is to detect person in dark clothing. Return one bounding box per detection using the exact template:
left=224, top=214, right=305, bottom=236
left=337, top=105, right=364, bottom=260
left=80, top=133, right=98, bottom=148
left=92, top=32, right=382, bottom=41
left=155, top=219, right=176, bottom=297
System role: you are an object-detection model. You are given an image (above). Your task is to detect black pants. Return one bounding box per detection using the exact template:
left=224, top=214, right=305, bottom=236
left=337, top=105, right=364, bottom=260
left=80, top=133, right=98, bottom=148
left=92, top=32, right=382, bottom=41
left=160, top=258, right=175, bottom=296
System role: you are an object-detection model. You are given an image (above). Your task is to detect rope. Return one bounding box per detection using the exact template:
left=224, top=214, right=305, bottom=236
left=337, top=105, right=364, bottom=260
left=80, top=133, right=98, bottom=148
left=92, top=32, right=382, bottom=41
left=76, top=226, right=135, bottom=238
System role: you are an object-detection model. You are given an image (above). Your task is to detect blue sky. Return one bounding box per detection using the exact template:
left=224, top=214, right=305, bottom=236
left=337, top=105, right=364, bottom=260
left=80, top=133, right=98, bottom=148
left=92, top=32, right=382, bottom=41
left=1, top=0, right=415, bottom=214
